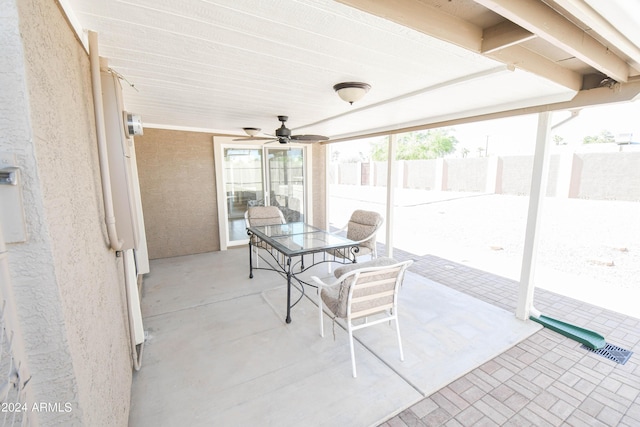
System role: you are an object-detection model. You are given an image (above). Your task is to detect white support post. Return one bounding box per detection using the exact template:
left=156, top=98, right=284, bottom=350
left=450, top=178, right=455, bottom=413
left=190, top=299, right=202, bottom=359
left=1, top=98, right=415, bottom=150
left=555, top=153, right=573, bottom=198
left=385, top=135, right=397, bottom=258
left=434, top=158, right=445, bottom=190
left=516, top=111, right=552, bottom=320
left=485, top=155, right=499, bottom=194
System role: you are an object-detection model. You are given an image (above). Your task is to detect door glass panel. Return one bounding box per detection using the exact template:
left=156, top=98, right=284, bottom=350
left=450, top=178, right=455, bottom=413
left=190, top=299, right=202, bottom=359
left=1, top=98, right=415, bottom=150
left=267, top=148, right=304, bottom=223
left=224, top=148, right=263, bottom=242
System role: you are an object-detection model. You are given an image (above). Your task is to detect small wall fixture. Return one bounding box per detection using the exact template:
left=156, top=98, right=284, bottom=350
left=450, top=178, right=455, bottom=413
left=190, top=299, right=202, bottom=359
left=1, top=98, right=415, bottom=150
left=124, top=112, right=144, bottom=137
left=333, top=82, right=371, bottom=105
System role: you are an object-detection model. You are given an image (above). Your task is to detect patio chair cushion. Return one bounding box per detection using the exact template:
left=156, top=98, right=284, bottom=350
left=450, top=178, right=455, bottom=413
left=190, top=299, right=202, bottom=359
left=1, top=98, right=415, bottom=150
left=326, top=210, right=382, bottom=260
left=333, top=256, right=397, bottom=279
left=345, top=210, right=382, bottom=251
left=246, top=206, right=285, bottom=248
left=246, top=206, right=285, bottom=226
left=323, top=257, right=401, bottom=318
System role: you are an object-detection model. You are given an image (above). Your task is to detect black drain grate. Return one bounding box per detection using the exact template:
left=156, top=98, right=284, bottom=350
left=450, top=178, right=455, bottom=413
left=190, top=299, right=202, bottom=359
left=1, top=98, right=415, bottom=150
left=581, top=343, right=633, bottom=365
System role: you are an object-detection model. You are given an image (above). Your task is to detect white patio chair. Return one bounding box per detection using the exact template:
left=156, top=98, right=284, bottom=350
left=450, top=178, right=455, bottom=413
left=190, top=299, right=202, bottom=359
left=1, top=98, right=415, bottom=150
left=310, top=257, right=413, bottom=378
left=326, top=209, right=383, bottom=272
left=245, top=206, right=285, bottom=267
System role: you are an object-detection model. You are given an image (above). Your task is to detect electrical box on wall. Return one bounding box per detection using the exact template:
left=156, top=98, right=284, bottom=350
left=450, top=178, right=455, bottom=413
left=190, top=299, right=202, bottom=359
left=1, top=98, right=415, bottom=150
left=124, top=112, right=143, bottom=138
left=101, top=72, right=141, bottom=250
left=0, top=152, right=27, bottom=243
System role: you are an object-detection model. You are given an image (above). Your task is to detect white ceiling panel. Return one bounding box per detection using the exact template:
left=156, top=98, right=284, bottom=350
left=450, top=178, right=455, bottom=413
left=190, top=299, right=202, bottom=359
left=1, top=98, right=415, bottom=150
left=61, top=0, right=640, bottom=139
left=298, top=67, right=575, bottom=138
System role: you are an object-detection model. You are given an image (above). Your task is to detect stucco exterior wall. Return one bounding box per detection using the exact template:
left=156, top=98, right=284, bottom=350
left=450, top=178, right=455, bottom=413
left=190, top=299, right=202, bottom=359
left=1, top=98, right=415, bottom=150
left=311, top=143, right=327, bottom=229
left=0, top=0, right=133, bottom=425
left=134, top=128, right=219, bottom=259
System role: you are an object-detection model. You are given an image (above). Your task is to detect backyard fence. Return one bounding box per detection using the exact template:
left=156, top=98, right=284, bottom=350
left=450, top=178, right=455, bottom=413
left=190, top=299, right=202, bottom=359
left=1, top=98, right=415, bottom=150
left=330, top=151, right=640, bottom=201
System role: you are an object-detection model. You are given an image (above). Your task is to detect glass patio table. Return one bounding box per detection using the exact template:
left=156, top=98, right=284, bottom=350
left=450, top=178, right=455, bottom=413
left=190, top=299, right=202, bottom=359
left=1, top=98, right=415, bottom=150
left=246, top=222, right=359, bottom=323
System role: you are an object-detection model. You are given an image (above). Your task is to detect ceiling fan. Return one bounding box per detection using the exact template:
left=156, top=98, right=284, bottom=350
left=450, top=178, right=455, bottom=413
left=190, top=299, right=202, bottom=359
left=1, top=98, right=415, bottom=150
left=234, top=116, right=329, bottom=144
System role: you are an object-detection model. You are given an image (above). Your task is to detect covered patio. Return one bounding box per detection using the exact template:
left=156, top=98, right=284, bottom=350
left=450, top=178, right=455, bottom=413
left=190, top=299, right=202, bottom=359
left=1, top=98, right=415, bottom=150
left=129, top=247, right=640, bottom=426
left=3, top=1, right=640, bottom=425
left=128, top=248, right=539, bottom=426
left=66, top=0, right=640, bottom=425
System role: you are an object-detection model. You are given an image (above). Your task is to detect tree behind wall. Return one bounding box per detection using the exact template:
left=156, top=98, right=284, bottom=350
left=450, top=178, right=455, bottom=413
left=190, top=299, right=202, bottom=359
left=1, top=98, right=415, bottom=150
left=370, top=129, right=458, bottom=161
left=583, top=129, right=615, bottom=144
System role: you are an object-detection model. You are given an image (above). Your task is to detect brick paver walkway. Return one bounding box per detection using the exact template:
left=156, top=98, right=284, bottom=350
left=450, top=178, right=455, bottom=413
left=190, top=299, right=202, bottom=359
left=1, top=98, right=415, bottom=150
left=381, top=250, right=640, bottom=426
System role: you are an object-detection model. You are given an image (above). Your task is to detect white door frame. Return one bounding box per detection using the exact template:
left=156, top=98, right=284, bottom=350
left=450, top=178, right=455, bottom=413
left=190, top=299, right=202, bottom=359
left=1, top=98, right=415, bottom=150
left=213, top=137, right=312, bottom=249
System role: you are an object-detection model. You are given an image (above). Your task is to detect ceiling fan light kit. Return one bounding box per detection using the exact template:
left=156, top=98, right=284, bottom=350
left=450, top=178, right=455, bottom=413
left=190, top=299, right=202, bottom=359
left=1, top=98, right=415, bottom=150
left=275, top=115, right=292, bottom=143
left=242, top=127, right=261, bottom=136
left=333, top=82, right=371, bottom=105
left=236, top=116, right=328, bottom=144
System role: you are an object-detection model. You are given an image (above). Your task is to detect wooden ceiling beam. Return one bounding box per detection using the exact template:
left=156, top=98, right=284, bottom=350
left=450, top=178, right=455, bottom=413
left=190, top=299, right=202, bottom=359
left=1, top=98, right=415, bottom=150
left=482, top=21, right=536, bottom=54
left=335, top=0, right=583, bottom=91
left=486, top=44, right=583, bottom=91
left=474, top=0, right=630, bottom=82
left=335, top=0, right=482, bottom=51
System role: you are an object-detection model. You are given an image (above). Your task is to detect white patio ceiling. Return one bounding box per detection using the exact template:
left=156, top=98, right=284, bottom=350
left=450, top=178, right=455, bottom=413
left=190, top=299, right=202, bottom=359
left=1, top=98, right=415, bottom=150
left=62, top=0, right=640, bottom=140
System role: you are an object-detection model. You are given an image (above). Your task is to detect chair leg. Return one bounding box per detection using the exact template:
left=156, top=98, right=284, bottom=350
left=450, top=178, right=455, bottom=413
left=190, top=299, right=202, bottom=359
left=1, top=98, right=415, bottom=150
left=395, top=317, right=404, bottom=362
left=348, top=324, right=357, bottom=378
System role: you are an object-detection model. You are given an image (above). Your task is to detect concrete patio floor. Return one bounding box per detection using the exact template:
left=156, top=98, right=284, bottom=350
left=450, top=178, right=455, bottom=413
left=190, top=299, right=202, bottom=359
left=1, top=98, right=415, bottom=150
left=128, top=248, right=540, bottom=426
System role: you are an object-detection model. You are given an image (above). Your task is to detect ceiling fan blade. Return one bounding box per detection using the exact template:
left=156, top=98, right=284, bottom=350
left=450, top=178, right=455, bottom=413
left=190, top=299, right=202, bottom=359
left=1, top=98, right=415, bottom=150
left=290, top=134, right=329, bottom=142
left=232, top=135, right=276, bottom=141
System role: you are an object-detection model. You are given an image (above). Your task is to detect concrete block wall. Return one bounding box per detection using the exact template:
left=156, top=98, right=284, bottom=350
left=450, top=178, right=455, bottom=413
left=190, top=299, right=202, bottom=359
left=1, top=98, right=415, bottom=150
left=443, top=158, right=488, bottom=192
left=404, top=159, right=438, bottom=190
left=330, top=151, right=640, bottom=201
left=496, top=156, right=533, bottom=195
left=573, top=152, right=640, bottom=200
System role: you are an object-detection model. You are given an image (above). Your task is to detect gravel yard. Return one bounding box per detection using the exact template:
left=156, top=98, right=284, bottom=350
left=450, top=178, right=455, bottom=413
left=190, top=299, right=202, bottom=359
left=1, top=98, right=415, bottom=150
left=329, top=186, right=640, bottom=318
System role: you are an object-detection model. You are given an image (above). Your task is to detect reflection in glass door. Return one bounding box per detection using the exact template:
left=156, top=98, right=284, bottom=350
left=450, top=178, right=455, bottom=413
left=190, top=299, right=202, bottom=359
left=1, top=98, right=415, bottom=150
left=221, top=144, right=307, bottom=246
left=224, top=148, right=263, bottom=242
left=267, top=148, right=304, bottom=223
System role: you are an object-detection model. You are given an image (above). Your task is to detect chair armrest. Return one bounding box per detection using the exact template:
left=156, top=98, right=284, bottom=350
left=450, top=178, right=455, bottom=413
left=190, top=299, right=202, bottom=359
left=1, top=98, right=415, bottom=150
left=310, top=275, right=343, bottom=289
left=344, top=235, right=375, bottom=246
left=328, top=228, right=373, bottom=247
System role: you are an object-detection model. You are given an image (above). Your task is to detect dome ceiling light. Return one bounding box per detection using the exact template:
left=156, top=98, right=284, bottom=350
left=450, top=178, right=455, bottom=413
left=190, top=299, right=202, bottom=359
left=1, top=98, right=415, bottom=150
left=242, top=127, right=261, bottom=136
left=333, top=82, right=371, bottom=105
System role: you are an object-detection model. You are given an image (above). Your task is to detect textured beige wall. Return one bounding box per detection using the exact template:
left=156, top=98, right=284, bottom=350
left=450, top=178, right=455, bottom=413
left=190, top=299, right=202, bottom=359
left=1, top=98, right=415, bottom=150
left=135, top=128, right=219, bottom=259
left=311, top=143, right=327, bottom=229
left=1, top=0, right=133, bottom=424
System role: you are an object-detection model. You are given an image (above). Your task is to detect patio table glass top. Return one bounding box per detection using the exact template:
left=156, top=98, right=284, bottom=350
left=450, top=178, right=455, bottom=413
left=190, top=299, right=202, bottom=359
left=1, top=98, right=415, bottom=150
left=247, top=222, right=356, bottom=257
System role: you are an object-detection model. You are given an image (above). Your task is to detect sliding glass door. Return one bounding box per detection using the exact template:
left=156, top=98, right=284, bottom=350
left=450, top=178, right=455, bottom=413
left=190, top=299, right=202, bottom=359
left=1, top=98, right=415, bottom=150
left=266, top=147, right=304, bottom=223
left=217, top=140, right=307, bottom=246
left=223, top=147, right=264, bottom=242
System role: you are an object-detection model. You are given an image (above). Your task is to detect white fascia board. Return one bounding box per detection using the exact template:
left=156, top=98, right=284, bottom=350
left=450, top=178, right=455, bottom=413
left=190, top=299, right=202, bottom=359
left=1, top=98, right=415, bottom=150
left=58, top=0, right=89, bottom=53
